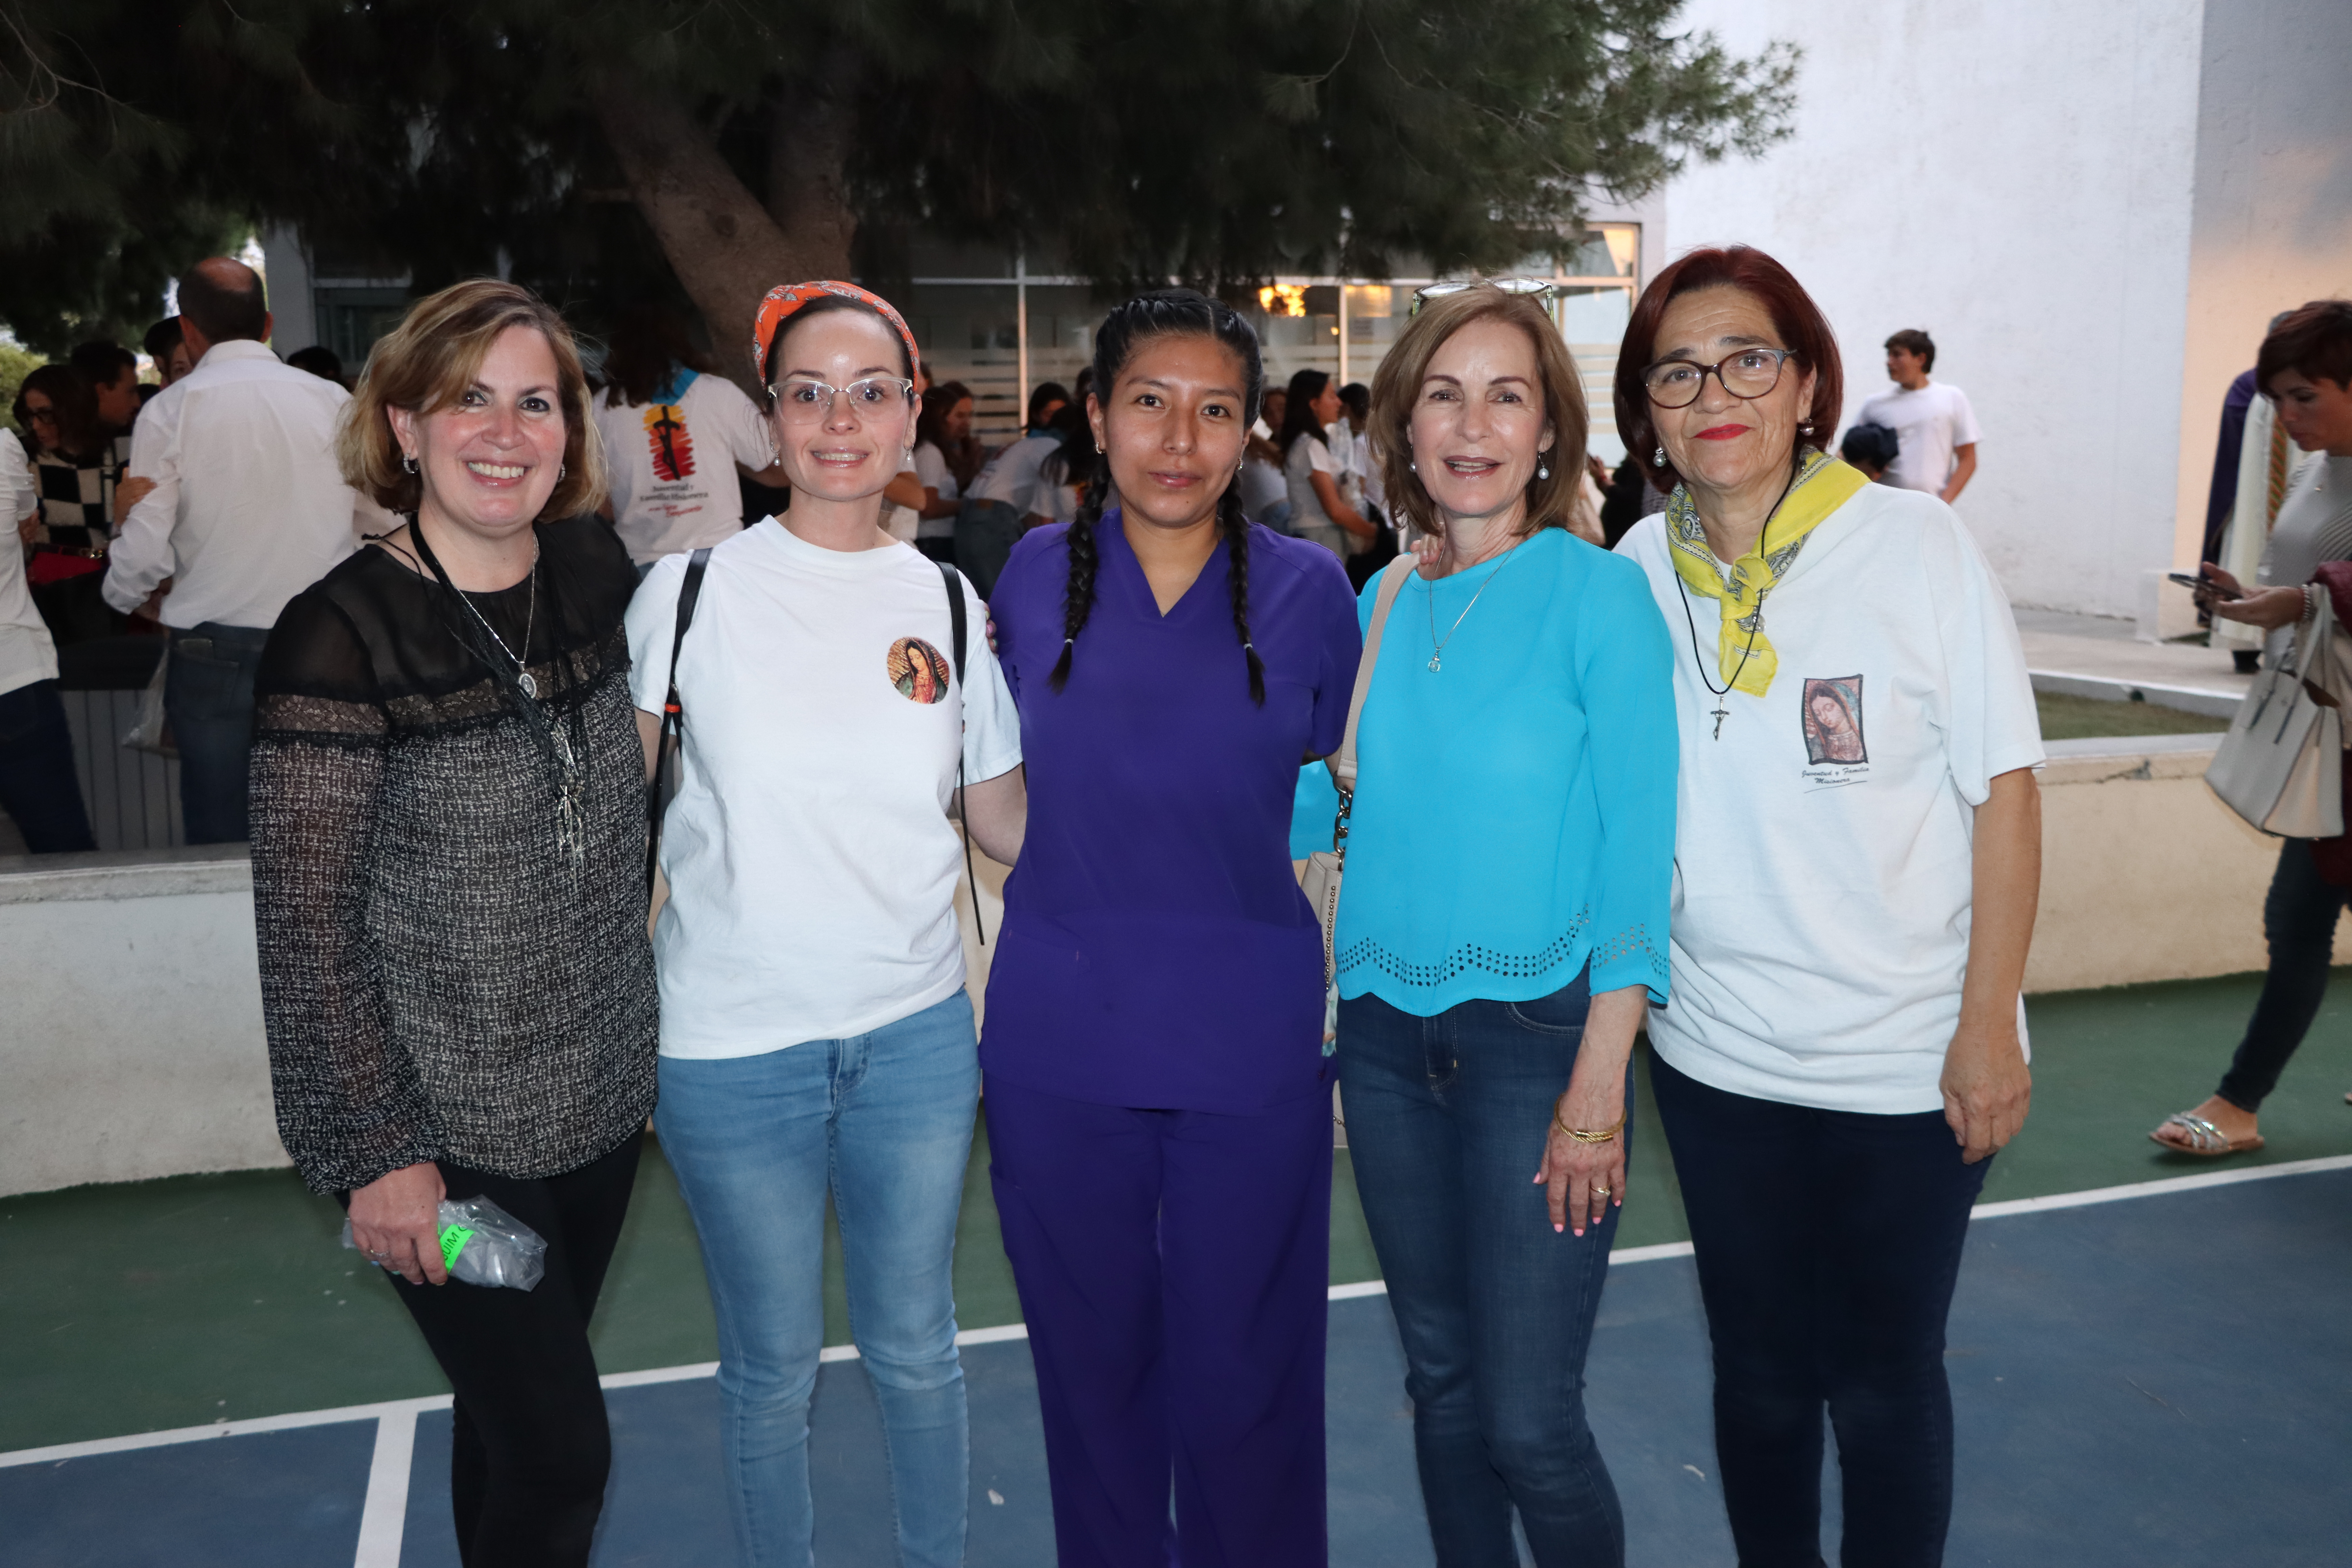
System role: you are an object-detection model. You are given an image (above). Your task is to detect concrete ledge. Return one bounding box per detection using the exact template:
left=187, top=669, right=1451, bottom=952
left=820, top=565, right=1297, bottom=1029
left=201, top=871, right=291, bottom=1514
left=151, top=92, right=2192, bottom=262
left=0, top=846, right=281, bottom=1196
left=0, top=843, right=251, bottom=905
left=2030, top=668, right=2244, bottom=719
left=2025, top=733, right=2349, bottom=993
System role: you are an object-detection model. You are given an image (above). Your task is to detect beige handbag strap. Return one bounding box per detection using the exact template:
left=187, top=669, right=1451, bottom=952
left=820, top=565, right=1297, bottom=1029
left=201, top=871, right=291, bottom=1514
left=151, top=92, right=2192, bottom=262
left=1327, top=555, right=1418, bottom=795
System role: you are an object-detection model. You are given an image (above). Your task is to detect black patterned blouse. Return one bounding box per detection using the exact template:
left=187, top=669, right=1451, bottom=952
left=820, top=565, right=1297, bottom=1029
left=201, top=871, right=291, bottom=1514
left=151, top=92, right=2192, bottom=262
left=249, top=515, right=657, bottom=1194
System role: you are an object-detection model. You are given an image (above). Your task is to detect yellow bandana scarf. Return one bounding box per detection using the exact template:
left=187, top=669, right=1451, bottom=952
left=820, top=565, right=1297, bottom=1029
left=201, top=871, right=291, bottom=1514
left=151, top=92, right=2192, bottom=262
left=1666, top=449, right=1869, bottom=697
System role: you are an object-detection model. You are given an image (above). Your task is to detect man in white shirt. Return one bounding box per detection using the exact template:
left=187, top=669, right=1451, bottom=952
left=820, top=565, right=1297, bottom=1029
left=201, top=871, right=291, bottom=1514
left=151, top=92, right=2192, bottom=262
left=0, top=434, right=97, bottom=853
left=103, top=256, right=386, bottom=843
left=1856, top=329, right=1981, bottom=503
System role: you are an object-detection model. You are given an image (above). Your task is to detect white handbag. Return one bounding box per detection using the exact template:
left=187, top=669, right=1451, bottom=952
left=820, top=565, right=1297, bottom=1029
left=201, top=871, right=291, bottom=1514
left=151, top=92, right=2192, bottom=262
left=122, top=644, right=177, bottom=759
left=1299, top=557, right=1416, bottom=1041
left=2208, top=587, right=2345, bottom=838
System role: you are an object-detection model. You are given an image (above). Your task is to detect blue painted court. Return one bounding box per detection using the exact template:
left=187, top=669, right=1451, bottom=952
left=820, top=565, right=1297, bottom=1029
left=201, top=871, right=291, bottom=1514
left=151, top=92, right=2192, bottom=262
left=7, top=1159, right=2346, bottom=1567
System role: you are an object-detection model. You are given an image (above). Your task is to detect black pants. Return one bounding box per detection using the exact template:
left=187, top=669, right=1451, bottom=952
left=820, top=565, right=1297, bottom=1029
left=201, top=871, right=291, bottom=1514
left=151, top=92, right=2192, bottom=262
left=361, top=1135, right=642, bottom=1567
left=1651, top=1054, right=1988, bottom=1568
left=2218, top=840, right=2348, bottom=1112
left=0, top=679, right=96, bottom=852
left=913, top=535, right=958, bottom=566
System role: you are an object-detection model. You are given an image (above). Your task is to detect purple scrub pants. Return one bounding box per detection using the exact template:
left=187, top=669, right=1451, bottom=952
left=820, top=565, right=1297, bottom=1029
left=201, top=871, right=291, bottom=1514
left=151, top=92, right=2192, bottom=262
left=983, top=1077, right=1333, bottom=1568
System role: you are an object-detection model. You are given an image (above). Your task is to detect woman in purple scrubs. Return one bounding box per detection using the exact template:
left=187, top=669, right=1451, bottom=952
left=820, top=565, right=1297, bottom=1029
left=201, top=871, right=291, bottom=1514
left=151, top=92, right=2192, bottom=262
left=982, top=289, right=1363, bottom=1566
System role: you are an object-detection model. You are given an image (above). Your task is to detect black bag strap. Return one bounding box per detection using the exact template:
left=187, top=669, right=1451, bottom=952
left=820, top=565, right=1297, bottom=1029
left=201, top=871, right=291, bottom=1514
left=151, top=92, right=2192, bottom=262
left=646, top=548, right=713, bottom=896
left=937, top=561, right=985, bottom=945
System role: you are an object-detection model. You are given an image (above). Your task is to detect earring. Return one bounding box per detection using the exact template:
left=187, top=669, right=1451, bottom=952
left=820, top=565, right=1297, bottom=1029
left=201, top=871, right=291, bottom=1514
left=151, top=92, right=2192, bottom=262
left=560, top=464, right=567, bottom=479
left=1798, top=424, right=1813, bottom=436
left=1537, top=461, right=1550, bottom=481
left=1653, top=446, right=1667, bottom=466
left=401, top=454, right=418, bottom=474
left=1408, top=459, right=1417, bottom=473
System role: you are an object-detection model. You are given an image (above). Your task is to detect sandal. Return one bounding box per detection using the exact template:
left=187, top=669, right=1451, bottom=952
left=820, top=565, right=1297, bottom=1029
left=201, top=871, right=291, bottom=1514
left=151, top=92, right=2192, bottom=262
left=2150, top=1111, right=2265, bottom=1157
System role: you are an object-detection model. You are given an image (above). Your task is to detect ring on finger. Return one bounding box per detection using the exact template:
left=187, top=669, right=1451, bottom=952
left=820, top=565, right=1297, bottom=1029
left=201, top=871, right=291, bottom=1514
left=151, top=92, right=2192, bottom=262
left=1592, top=1185, right=1611, bottom=1198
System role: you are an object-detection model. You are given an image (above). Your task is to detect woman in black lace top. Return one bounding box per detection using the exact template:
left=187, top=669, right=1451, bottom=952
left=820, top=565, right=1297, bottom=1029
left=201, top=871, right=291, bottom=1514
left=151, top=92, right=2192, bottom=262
left=250, top=278, right=655, bottom=1565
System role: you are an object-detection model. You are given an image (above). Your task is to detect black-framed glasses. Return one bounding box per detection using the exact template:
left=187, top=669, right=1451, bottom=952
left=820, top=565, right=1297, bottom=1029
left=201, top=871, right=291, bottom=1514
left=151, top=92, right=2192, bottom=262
left=1640, top=348, right=1799, bottom=409
left=1410, top=277, right=1555, bottom=315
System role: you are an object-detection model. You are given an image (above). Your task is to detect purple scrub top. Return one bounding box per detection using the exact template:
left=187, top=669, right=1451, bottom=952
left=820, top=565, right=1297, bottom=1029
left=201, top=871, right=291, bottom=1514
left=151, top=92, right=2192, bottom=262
left=979, top=511, right=1363, bottom=1113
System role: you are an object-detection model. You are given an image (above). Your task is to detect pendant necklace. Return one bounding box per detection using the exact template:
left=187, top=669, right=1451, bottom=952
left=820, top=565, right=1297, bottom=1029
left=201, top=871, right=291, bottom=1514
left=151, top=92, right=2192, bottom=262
left=456, top=555, right=542, bottom=697
left=1672, top=463, right=1804, bottom=738
left=1426, top=545, right=1517, bottom=673
left=1676, top=573, right=1766, bottom=739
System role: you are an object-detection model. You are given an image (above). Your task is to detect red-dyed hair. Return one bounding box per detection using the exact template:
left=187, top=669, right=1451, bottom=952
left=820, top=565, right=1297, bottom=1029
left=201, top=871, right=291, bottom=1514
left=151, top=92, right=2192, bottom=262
left=1614, top=246, right=1845, bottom=493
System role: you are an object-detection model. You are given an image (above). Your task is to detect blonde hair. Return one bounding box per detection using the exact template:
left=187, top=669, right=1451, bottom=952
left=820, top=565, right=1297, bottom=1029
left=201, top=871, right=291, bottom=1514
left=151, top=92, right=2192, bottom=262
left=1368, top=284, right=1590, bottom=544
left=337, top=278, right=607, bottom=519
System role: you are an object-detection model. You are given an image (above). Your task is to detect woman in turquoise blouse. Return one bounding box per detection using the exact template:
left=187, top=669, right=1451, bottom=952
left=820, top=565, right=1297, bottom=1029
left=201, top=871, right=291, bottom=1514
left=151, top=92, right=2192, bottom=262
left=1329, top=283, right=1675, bottom=1567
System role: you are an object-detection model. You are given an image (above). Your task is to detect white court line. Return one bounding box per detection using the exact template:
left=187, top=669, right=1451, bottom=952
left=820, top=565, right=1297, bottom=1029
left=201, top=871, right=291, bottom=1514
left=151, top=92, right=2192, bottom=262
left=9, top=1151, right=2349, bottom=1480
left=352, top=1405, right=419, bottom=1568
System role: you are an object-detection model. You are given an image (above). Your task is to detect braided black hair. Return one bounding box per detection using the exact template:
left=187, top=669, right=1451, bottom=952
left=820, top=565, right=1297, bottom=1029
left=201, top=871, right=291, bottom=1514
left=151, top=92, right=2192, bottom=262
left=1048, top=288, right=1268, bottom=705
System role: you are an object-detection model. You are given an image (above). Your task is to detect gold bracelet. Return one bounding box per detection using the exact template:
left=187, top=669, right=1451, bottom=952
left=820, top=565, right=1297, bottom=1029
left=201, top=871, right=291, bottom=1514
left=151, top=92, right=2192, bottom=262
left=1553, top=1109, right=1626, bottom=1144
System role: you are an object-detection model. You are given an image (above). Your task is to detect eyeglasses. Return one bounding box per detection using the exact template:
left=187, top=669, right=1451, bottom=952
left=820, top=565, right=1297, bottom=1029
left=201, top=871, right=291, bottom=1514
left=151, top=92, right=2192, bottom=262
left=1410, top=277, right=1556, bottom=315
left=22, top=404, right=57, bottom=423
left=1641, top=348, right=1798, bottom=409
left=770, top=376, right=914, bottom=421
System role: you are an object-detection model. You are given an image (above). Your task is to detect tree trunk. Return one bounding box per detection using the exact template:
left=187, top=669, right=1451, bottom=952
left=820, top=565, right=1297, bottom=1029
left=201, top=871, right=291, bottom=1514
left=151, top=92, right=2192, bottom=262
left=766, top=45, right=861, bottom=279
left=592, top=70, right=853, bottom=393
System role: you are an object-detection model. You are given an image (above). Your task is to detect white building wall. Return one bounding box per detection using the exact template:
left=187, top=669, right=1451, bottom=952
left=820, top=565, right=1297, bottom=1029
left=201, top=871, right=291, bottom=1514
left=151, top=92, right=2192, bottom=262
left=1655, top=0, right=2206, bottom=617
left=2172, top=0, right=2352, bottom=570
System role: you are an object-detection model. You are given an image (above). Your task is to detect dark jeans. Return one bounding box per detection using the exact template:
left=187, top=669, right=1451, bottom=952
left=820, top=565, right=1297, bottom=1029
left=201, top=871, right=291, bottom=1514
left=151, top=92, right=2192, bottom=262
left=1650, top=1054, right=1989, bottom=1568
left=354, top=1135, right=642, bottom=1568
left=165, top=621, right=270, bottom=844
left=1338, top=968, right=1625, bottom=1568
left=0, top=679, right=96, bottom=853
left=2218, top=840, right=2348, bottom=1112
left=953, top=498, right=1024, bottom=600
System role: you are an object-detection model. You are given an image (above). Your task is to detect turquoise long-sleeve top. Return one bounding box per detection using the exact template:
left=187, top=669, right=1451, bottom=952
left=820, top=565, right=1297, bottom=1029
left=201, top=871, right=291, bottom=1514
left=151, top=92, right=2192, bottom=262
left=1303, top=526, right=1677, bottom=1015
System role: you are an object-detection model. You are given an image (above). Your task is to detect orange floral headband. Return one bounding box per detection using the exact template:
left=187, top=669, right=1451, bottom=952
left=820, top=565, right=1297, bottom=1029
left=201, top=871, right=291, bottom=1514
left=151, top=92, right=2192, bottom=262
left=751, top=280, right=921, bottom=389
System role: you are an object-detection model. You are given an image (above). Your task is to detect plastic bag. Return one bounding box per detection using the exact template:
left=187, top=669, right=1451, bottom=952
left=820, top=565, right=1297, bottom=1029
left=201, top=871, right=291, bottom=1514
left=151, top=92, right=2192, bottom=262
left=341, top=1196, right=547, bottom=1291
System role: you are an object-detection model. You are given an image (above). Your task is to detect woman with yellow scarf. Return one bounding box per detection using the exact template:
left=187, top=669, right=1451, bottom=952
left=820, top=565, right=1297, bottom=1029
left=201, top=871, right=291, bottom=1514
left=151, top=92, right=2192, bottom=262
left=1613, top=247, right=2043, bottom=1567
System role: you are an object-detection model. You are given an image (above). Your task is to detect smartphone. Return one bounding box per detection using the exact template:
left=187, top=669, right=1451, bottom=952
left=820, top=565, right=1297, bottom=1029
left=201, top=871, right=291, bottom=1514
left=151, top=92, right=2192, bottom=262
left=2168, top=571, right=2240, bottom=601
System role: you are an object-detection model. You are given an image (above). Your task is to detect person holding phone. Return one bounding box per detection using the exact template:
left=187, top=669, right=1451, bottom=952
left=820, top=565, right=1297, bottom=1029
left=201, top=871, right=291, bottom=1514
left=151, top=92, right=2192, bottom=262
left=2154, top=300, right=2352, bottom=1158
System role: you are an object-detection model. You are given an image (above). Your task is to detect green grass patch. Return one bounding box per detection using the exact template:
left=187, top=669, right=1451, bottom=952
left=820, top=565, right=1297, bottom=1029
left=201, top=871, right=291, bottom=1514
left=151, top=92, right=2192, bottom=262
left=2035, top=689, right=2226, bottom=740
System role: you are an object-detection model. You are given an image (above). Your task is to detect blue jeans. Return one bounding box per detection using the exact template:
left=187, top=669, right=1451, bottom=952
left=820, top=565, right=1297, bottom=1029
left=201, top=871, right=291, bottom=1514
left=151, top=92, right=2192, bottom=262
left=655, top=991, right=980, bottom=1568
left=2218, top=840, right=2349, bottom=1112
left=952, top=498, right=1023, bottom=601
left=1337, top=968, right=1625, bottom=1568
left=1650, top=1053, right=1989, bottom=1568
left=0, top=679, right=96, bottom=853
left=166, top=622, right=270, bottom=844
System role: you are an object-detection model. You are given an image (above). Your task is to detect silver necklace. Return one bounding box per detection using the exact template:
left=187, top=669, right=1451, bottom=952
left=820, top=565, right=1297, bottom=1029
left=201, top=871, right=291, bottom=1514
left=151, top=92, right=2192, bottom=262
left=1425, top=546, right=1516, bottom=673
left=454, top=556, right=542, bottom=697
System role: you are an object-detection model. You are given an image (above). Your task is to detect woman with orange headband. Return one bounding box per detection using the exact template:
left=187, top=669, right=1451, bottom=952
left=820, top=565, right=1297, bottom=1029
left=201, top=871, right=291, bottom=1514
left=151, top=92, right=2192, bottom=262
left=625, top=280, right=1027, bottom=1567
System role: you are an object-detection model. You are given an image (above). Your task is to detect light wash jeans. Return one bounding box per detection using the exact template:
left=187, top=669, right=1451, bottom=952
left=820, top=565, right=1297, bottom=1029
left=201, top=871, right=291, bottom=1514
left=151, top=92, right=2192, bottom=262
left=656, top=990, right=980, bottom=1568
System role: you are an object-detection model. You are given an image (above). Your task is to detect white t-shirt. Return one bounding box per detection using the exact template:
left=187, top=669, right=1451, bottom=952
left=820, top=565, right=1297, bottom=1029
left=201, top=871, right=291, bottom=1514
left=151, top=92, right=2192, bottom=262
left=595, top=372, right=777, bottom=564
left=0, top=435, right=57, bottom=699
left=1854, top=382, right=1982, bottom=497
left=913, top=440, right=960, bottom=539
left=1617, top=480, right=2044, bottom=1113
left=971, top=434, right=1078, bottom=523
left=878, top=452, right=923, bottom=544
left=1240, top=418, right=1287, bottom=520
left=1283, top=434, right=1340, bottom=531
left=627, top=522, right=1022, bottom=1057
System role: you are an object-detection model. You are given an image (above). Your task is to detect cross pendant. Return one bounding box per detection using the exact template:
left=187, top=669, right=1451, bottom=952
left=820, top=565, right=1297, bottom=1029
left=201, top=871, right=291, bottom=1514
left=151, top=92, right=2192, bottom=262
left=1711, top=705, right=1729, bottom=740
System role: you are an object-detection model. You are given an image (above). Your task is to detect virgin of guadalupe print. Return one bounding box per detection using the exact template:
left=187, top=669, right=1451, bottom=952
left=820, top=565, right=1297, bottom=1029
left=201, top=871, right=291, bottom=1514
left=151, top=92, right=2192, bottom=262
left=1802, top=675, right=1867, bottom=764
left=889, top=636, right=951, bottom=704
